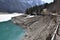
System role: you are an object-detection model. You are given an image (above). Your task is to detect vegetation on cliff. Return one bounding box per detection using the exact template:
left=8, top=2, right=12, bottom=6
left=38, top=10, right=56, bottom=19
left=25, top=1, right=56, bottom=15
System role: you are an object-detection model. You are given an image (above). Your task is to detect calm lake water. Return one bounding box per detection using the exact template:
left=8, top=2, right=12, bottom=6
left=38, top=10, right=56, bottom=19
left=0, top=20, right=25, bottom=40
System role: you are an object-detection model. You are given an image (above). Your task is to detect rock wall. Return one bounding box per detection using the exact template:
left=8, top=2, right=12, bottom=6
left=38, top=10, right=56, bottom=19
left=48, top=0, right=60, bottom=13
left=12, top=15, right=57, bottom=40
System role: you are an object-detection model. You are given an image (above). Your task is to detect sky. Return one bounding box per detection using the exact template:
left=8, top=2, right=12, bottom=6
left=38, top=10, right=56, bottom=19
left=42, top=0, right=54, bottom=3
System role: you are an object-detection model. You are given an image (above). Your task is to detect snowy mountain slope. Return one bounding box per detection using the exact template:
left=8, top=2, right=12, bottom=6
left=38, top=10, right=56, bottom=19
left=0, top=0, right=45, bottom=13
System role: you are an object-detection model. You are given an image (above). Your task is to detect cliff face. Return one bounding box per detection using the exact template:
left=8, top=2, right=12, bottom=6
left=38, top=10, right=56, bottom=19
left=54, top=0, right=60, bottom=12
left=12, top=15, right=56, bottom=40
left=48, top=0, right=60, bottom=13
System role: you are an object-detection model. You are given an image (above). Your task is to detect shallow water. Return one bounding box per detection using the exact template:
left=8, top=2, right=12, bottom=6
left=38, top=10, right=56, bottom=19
left=0, top=20, right=25, bottom=40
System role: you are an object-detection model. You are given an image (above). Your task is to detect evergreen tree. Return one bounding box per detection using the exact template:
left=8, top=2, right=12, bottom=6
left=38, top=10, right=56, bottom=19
left=25, top=3, right=50, bottom=15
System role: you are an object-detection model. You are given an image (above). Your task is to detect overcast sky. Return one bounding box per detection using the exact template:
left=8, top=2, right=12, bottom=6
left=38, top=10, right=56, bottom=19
left=42, top=0, right=54, bottom=3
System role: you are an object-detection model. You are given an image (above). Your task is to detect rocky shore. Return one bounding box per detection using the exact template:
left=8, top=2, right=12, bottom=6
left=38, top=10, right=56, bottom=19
left=11, top=14, right=57, bottom=40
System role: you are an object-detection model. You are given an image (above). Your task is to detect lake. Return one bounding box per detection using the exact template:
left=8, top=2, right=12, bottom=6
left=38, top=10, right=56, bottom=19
left=0, top=20, right=25, bottom=40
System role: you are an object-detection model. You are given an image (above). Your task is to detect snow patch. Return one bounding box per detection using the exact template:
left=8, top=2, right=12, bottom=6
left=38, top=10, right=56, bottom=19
left=0, top=13, right=24, bottom=22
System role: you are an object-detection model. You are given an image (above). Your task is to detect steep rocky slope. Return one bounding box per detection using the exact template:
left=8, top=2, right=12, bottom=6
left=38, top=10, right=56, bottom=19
left=12, top=15, right=57, bottom=40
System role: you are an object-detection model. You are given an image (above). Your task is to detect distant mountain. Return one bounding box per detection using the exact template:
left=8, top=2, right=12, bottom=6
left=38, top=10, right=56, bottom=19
left=0, top=0, right=45, bottom=13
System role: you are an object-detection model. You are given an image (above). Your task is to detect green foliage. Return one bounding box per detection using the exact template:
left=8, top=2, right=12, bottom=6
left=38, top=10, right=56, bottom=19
left=25, top=3, right=50, bottom=15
